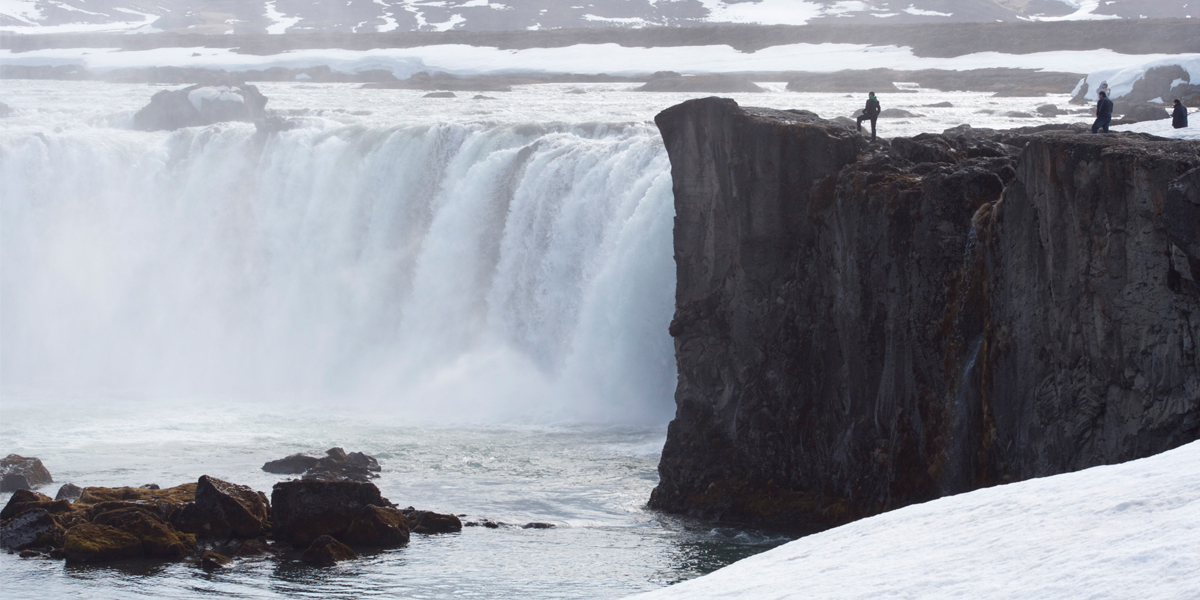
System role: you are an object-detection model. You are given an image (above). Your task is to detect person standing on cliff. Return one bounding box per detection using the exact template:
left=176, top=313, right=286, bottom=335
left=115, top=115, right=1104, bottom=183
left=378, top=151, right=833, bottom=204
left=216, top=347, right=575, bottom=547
left=1092, top=90, right=1113, bottom=134
left=1173, top=99, right=1189, bottom=129
left=857, top=92, right=882, bottom=140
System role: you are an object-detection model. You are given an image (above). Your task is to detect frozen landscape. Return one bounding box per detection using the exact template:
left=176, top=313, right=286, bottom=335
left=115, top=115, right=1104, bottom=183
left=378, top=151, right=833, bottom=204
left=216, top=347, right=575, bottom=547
left=2, top=1, right=1198, bottom=598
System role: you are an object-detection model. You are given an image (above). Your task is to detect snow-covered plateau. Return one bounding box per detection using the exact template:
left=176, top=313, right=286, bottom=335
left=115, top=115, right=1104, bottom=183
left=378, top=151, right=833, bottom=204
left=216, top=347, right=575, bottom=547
left=625, top=441, right=1200, bottom=600
left=1, top=0, right=1194, bottom=35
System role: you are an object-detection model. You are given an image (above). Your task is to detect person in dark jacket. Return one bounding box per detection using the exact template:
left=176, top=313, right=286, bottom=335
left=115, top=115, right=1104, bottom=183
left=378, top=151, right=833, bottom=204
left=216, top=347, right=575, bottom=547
left=857, top=91, right=882, bottom=140
left=1173, top=99, right=1189, bottom=129
left=1091, top=90, right=1113, bottom=134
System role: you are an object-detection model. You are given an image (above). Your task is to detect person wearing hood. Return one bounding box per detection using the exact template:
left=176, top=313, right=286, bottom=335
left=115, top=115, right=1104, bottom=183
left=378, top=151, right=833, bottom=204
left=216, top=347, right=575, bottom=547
left=857, top=91, right=882, bottom=141
left=1173, top=99, right=1189, bottom=129
left=1092, top=90, right=1113, bottom=134
left=1096, top=81, right=1110, bottom=98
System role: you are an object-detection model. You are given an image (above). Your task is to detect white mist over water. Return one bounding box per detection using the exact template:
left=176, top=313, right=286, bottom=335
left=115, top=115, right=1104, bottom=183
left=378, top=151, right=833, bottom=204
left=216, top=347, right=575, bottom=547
left=0, top=96, right=677, bottom=423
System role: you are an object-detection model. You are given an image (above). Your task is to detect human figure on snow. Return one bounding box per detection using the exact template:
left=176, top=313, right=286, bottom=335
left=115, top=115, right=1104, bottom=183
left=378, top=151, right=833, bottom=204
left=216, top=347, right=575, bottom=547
left=1173, top=99, right=1189, bottom=129
left=1096, top=80, right=1110, bottom=98
left=857, top=91, right=882, bottom=140
left=1092, top=90, right=1113, bottom=134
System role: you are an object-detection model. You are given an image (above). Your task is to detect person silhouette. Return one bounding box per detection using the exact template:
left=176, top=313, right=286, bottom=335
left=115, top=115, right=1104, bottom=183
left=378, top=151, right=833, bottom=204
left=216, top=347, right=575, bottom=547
left=857, top=91, right=882, bottom=140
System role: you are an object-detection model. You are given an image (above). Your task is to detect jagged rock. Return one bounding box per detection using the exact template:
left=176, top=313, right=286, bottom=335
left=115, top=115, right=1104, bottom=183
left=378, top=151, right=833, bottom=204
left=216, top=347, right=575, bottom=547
left=263, top=447, right=380, bottom=481
left=262, top=453, right=321, bottom=474
left=93, top=507, right=196, bottom=558
left=342, top=505, right=409, bottom=547
left=193, top=475, right=270, bottom=538
left=55, top=483, right=82, bottom=501
left=131, top=84, right=268, bottom=131
left=63, top=523, right=143, bottom=563
left=637, top=73, right=764, bottom=93
left=402, top=508, right=463, bottom=534
left=0, top=489, right=52, bottom=520
left=271, top=479, right=389, bottom=547
left=301, top=535, right=356, bottom=567
left=201, top=550, right=231, bottom=572
left=173, top=502, right=232, bottom=539
left=1, top=454, right=53, bottom=492
left=649, top=97, right=1200, bottom=530
left=0, top=509, right=65, bottom=551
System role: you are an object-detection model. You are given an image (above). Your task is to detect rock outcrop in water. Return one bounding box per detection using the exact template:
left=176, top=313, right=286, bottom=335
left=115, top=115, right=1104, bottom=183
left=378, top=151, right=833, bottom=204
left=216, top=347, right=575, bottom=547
left=649, top=97, right=1200, bottom=530
left=262, top=447, right=382, bottom=481
left=1, top=454, right=54, bottom=492
left=131, top=84, right=268, bottom=131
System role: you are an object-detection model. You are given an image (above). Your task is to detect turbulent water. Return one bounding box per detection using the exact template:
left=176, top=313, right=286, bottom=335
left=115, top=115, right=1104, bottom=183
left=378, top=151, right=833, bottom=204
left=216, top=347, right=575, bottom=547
left=0, top=80, right=1097, bottom=598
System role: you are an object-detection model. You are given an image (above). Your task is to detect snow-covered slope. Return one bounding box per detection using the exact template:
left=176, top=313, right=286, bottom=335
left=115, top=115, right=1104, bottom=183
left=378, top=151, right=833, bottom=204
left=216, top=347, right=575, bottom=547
left=0, top=0, right=1195, bottom=34
left=624, top=441, right=1200, bottom=600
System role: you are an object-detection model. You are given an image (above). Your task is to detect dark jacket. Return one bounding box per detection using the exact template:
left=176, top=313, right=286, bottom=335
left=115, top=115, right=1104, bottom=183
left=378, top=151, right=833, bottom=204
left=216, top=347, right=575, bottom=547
left=1174, top=103, right=1189, bottom=129
left=864, top=97, right=881, bottom=118
left=1096, top=96, right=1113, bottom=119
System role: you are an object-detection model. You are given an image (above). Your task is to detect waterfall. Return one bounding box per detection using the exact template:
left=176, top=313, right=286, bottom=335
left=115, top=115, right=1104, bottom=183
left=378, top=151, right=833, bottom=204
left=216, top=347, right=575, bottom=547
left=0, top=120, right=678, bottom=423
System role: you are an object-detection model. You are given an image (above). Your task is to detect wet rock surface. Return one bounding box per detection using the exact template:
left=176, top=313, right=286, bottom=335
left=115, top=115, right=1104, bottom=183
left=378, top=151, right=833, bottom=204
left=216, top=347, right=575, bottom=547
left=650, top=97, right=1200, bottom=530
left=301, top=535, right=357, bottom=567
left=262, top=447, right=381, bottom=481
left=131, top=83, right=268, bottom=131
left=1, top=454, right=54, bottom=492
left=401, top=508, right=463, bottom=534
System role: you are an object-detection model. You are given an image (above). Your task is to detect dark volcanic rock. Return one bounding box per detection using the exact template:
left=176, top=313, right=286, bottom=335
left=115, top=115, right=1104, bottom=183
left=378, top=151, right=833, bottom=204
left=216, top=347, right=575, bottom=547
left=0, top=509, right=65, bottom=551
left=193, top=475, right=270, bottom=539
left=0, top=489, right=54, bottom=521
left=301, top=535, right=356, bottom=567
left=131, top=84, right=268, bottom=131
left=1, top=454, right=53, bottom=492
left=263, top=447, right=380, bottom=481
left=263, top=453, right=321, bottom=474
left=271, top=479, right=388, bottom=547
left=401, top=508, right=463, bottom=534
left=649, top=97, right=1200, bottom=530
left=342, top=505, right=410, bottom=547
left=55, top=484, right=82, bottom=501
left=201, top=550, right=232, bottom=572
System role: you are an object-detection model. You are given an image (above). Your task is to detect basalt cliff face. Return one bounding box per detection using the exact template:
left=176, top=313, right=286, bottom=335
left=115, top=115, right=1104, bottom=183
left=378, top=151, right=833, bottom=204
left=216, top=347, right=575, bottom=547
left=649, top=97, right=1200, bottom=530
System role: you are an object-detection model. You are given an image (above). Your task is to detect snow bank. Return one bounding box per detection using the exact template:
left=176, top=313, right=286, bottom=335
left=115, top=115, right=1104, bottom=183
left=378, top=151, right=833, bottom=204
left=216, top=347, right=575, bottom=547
left=625, top=441, right=1200, bottom=600
left=1, top=43, right=1196, bottom=80
left=1078, top=55, right=1200, bottom=101
left=1113, top=114, right=1200, bottom=140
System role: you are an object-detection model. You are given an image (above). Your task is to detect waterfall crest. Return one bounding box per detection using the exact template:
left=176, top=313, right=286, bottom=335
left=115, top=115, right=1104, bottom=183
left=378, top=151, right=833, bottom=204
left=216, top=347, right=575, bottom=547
left=0, top=120, right=677, bottom=423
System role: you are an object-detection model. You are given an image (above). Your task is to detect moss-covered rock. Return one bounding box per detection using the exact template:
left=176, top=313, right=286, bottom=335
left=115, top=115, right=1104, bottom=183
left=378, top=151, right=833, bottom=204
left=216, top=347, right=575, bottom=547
left=92, top=507, right=196, bottom=558
left=201, top=551, right=231, bottom=572
left=63, top=523, right=144, bottom=563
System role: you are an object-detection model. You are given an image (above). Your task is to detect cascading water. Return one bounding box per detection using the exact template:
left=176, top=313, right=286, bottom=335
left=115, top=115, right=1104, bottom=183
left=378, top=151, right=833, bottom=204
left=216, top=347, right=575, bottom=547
left=0, top=118, right=678, bottom=423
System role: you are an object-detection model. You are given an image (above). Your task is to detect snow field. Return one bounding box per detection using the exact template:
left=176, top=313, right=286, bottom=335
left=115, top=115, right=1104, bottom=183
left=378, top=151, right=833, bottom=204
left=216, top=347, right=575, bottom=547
left=625, top=442, right=1200, bottom=600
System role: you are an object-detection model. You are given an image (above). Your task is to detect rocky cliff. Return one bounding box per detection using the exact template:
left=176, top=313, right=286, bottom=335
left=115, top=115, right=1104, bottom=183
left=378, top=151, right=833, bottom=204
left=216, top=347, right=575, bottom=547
left=649, top=97, right=1200, bottom=530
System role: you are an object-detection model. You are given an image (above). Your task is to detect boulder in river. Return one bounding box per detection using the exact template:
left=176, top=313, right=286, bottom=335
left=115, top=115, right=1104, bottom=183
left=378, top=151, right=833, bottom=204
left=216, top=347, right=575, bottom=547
left=1, top=454, right=53, bottom=492
left=131, top=84, right=268, bottom=131
left=263, top=447, right=380, bottom=481
left=301, top=535, right=356, bottom=567
left=193, top=475, right=270, bottom=538
left=271, top=478, right=389, bottom=547
left=55, top=483, right=82, bottom=501
left=93, top=507, right=196, bottom=558
left=342, top=505, right=410, bottom=547
left=402, top=508, right=463, bottom=534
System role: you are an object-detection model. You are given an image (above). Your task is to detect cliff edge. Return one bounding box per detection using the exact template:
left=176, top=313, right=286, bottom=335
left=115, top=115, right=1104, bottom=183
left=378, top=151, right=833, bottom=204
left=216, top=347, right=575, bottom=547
left=650, top=97, right=1200, bottom=530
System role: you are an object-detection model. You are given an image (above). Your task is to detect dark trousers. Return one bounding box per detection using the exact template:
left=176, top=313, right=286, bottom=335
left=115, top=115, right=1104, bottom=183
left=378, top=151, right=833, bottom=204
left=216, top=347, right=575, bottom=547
left=1091, top=116, right=1111, bottom=133
left=857, top=115, right=877, bottom=139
